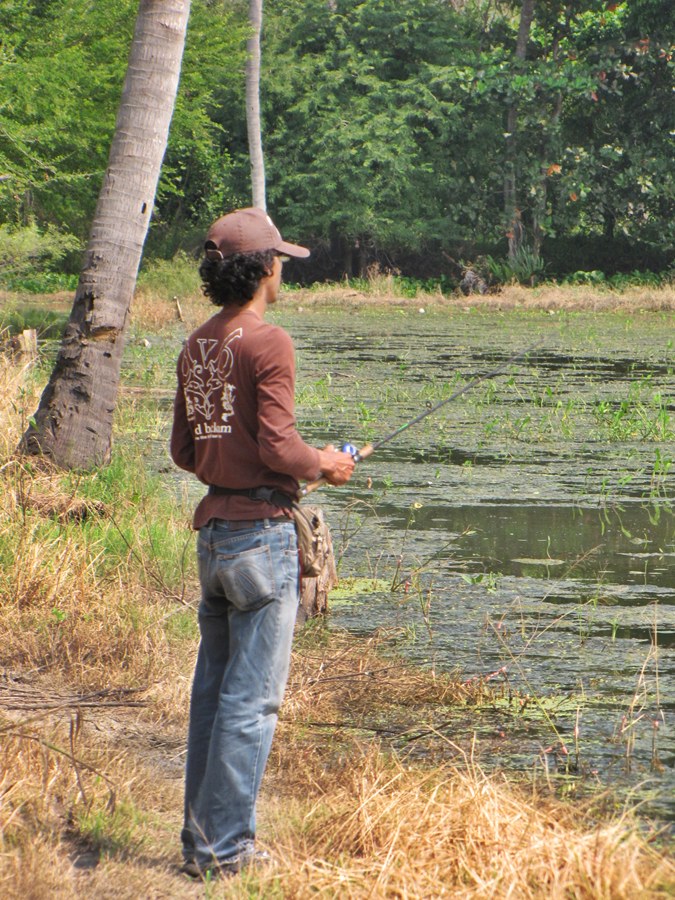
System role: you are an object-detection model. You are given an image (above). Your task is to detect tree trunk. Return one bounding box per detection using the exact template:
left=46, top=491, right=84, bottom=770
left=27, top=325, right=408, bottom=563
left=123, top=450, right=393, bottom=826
left=533, top=90, right=563, bottom=259
left=246, top=0, right=266, bottom=210
left=533, top=18, right=567, bottom=261
left=343, top=242, right=353, bottom=278
left=20, top=0, right=191, bottom=470
left=357, top=239, right=368, bottom=278
left=505, top=0, right=535, bottom=263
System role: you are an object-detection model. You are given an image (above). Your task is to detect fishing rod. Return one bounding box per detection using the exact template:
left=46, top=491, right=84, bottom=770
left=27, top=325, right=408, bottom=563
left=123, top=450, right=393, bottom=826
left=301, top=340, right=544, bottom=497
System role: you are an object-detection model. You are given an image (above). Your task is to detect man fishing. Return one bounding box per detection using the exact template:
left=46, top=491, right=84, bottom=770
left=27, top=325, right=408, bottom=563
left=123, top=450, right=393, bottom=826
left=170, top=207, right=354, bottom=878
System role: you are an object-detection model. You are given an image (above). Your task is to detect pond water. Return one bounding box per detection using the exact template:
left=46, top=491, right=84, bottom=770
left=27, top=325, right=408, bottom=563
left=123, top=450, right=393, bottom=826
left=276, top=306, right=674, bottom=823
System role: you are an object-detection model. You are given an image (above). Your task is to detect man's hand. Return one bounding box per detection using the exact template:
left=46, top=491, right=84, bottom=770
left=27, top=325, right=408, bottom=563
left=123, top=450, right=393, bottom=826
left=316, top=444, right=355, bottom=486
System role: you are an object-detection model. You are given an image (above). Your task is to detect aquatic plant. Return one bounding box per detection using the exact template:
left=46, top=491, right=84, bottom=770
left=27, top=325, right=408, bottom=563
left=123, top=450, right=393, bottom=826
left=613, top=609, right=665, bottom=774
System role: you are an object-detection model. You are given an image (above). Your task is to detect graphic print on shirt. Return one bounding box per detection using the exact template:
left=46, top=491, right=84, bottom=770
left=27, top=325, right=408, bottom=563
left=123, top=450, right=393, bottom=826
left=181, top=328, right=243, bottom=439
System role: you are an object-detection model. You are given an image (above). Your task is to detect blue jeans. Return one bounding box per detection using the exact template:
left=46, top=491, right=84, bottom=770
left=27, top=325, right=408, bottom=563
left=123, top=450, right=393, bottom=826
left=182, top=517, right=299, bottom=867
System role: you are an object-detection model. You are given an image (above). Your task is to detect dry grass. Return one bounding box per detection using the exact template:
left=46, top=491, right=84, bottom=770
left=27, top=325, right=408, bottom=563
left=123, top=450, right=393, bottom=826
left=0, top=349, right=673, bottom=898
left=255, top=635, right=675, bottom=898
left=0, top=356, right=36, bottom=461
left=5, top=279, right=674, bottom=341
left=0, top=357, right=195, bottom=693
left=1, top=635, right=672, bottom=899
left=259, top=749, right=673, bottom=899
left=129, top=291, right=205, bottom=333
left=285, top=629, right=469, bottom=720
left=286, top=280, right=675, bottom=312
left=0, top=708, right=194, bottom=900
left=126, top=275, right=675, bottom=334
left=0, top=485, right=187, bottom=693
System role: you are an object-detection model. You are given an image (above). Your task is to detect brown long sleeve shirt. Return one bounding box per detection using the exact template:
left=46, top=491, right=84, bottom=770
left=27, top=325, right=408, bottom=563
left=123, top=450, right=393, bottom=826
left=170, top=306, right=321, bottom=528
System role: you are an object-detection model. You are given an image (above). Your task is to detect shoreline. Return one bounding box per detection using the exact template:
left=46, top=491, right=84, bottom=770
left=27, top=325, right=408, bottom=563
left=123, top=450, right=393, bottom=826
left=2, top=281, right=674, bottom=318
left=281, top=282, right=675, bottom=313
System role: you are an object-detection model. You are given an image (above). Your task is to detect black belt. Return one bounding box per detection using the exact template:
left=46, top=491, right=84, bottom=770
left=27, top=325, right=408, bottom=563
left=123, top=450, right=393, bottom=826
left=223, top=518, right=287, bottom=530
left=207, top=484, right=295, bottom=511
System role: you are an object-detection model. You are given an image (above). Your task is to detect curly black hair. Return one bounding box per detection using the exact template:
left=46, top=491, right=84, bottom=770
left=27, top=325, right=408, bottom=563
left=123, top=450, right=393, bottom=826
left=199, top=250, right=277, bottom=307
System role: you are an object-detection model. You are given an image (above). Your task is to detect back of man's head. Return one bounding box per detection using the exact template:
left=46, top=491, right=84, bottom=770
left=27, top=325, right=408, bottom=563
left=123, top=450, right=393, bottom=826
left=199, top=208, right=310, bottom=307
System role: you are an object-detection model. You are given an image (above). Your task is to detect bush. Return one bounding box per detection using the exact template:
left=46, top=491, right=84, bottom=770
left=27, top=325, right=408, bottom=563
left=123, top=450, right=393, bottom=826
left=0, top=223, right=81, bottom=284
left=607, top=270, right=669, bottom=290
left=136, top=251, right=200, bottom=299
left=562, top=269, right=670, bottom=289
left=1, top=273, right=79, bottom=293
left=542, top=235, right=672, bottom=278
left=0, top=304, right=69, bottom=339
left=485, top=247, right=546, bottom=285
left=562, top=270, right=607, bottom=285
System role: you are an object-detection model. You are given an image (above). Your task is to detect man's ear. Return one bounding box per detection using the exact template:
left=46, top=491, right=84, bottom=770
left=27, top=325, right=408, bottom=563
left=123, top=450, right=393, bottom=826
left=262, top=256, right=280, bottom=278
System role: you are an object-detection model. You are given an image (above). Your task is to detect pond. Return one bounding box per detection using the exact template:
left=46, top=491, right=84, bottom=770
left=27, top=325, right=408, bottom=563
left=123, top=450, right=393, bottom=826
left=277, top=305, right=674, bottom=823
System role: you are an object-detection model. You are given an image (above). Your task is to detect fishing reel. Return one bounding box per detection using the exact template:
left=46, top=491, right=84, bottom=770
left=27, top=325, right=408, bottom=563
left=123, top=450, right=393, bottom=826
left=341, top=442, right=361, bottom=461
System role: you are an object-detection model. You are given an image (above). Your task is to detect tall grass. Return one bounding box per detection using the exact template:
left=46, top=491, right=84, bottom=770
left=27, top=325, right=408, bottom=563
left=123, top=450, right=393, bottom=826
left=0, top=354, right=196, bottom=895
left=0, top=460, right=195, bottom=692
left=263, top=747, right=673, bottom=898
left=287, top=279, right=675, bottom=311
left=256, top=634, right=675, bottom=898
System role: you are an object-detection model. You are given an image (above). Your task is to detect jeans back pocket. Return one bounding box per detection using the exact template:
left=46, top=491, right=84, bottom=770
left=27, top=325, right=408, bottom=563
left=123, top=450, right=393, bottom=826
left=215, top=544, right=277, bottom=611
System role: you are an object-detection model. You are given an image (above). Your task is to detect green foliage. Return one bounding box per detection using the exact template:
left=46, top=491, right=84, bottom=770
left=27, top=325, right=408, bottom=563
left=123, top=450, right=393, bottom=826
left=0, top=0, right=137, bottom=236
left=0, top=303, right=68, bottom=338
left=562, top=270, right=607, bottom=286
left=261, top=0, right=484, bottom=266
left=485, top=248, right=546, bottom=285
left=1, top=272, right=78, bottom=293
left=136, top=252, right=201, bottom=298
left=0, top=222, right=80, bottom=278
left=0, top=0, right=245, bottom=256
left=75, top=799, right=143, bottom=856
left=57, top=448, right=196, bottom=590
left=0, top=0, right=672, bottom=278
left=147, top=0, right=248, bottom=255
left=554, top=2, right=674, bottom=250
left=259, top=0, right=673, bottom=275
left=562, top=269, right=669, bottom=288
left=606, top=270, right=669, bottom=289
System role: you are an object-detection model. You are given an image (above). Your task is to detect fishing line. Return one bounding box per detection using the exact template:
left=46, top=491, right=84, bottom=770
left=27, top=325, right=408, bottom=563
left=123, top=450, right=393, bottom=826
left=301, top=340, right=545, bottom=496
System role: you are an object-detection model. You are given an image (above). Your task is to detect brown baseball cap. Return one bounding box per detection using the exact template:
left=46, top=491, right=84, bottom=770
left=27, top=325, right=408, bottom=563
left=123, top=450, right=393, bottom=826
left=204, top=207, right=310, bottom=260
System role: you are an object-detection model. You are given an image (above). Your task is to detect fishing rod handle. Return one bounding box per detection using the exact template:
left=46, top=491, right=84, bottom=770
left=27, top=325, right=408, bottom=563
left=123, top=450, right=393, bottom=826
left=301, top=443, right=374, bottom=497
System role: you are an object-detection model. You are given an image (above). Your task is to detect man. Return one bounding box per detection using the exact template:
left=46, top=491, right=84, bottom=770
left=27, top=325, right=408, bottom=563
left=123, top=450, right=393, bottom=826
left=170, top=207, right=354, bottom=878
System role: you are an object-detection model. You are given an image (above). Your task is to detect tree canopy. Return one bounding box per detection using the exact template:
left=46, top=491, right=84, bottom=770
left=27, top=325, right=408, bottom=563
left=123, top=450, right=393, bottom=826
left=0, top=0, right=245, bottom=250
left=1, top=0, right=672, bottom=281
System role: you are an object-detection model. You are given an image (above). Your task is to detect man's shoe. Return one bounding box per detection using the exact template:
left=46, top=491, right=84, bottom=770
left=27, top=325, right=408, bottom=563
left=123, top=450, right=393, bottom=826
left=180, top=849, right=272, bottom=879
left=180, top=860, right=202, bottom=879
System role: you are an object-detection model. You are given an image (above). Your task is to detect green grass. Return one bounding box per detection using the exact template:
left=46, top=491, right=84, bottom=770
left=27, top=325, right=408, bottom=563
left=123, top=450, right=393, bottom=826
left=75, top=799, right=145, bottom=857
left=0, top=273, right=79, bottom=293
left=53, top=450, right=197, bottom=590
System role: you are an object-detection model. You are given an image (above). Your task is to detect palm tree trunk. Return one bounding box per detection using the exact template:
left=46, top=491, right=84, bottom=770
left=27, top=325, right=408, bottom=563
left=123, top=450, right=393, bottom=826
left=246, top=0, right=266, bottom=209
left=21, top=0, right=191, bottom=470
